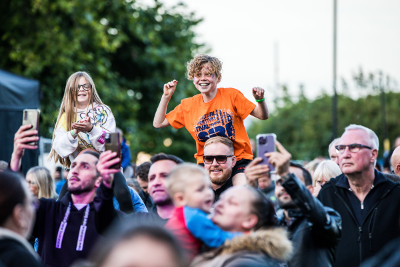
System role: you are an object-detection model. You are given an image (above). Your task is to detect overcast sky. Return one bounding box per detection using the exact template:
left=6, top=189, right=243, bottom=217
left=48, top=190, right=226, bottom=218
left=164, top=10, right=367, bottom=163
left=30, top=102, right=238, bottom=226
left=142, top=0, right=400, bottom=112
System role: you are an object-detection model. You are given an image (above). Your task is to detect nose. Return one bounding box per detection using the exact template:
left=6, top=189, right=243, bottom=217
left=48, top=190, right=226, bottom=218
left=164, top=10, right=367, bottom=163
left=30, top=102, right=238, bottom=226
left=152, top=175, right=162, bottom=186
left=211, top=158, right=219, bottom=166
left=341, top=146, right=351, bottom=158
left=70, top=165, right=79, bottom=177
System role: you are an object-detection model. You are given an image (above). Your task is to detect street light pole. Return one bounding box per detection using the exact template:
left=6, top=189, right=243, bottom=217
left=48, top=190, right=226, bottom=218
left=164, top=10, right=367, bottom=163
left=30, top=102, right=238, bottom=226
left=332, top=0, right=338, bottom=139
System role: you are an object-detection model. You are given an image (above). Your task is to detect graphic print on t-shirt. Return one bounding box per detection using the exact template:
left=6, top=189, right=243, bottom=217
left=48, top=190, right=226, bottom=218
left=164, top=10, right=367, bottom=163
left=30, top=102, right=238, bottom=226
left=78, top=106, right=109, bottom=126
left=194, top=109, right=235, bottom=143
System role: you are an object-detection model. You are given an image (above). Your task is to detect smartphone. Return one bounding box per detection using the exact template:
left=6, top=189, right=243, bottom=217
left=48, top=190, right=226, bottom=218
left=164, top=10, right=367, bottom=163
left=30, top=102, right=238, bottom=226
left=104, top=132, right=121, bottom=169
left=256, top=133, right=276, bottom=173
left=22, top=109, right=40, bottom=145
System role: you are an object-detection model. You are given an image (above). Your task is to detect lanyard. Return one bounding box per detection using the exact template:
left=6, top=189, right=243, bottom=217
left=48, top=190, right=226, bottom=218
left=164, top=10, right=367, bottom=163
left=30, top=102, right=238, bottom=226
left=55, top=203, right=90, bottom=251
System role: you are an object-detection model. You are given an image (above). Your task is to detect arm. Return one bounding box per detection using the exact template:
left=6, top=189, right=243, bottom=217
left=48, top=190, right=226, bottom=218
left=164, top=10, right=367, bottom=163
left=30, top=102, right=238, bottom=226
left=153, top=80, right=177, bottom=128
left=232, top=173, right=247, bottom=186
left=244, top=157, right=270, bottom=188
left=52, top=126, right=79, bottom=158
left=94, top=151, right=121, bottom=233
left=282, top=173, right=341, bottom=244
left=266, top=141, right=341, bottom=244
left=74, top=109, right=116, bottom=152
left=250, top=87, right=269, bottom=120
left=10, top=124, right=39, bottom=172
left=184, top=207, right=242, bottom=248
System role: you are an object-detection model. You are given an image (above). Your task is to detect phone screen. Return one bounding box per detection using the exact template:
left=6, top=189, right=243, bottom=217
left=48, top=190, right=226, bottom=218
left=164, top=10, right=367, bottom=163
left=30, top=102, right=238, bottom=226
left=256, top=133, right=276, bottom=173
left=105, top=132, right=121, bottom=169
left=22, top=109, right=40, bottom=146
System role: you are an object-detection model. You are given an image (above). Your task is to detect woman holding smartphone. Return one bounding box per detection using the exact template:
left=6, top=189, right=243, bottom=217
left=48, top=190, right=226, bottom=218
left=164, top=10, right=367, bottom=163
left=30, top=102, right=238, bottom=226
left=49, top=71, right=133, bottom=213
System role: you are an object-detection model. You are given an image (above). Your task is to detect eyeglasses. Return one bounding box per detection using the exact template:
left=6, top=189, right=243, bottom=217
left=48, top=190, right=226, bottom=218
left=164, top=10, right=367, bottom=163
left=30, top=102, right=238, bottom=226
left=203, top=155, right=233, bottom=164
left=335, top=144, right=373, bottom=154
left=27, top=180, right=37, bottom=186
left=76, top=83, right=92, bottom=91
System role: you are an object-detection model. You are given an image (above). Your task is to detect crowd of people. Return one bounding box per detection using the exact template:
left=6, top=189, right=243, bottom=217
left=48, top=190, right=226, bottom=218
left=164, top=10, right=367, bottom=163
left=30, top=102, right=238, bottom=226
left=1, top=54, right=400, bottom=267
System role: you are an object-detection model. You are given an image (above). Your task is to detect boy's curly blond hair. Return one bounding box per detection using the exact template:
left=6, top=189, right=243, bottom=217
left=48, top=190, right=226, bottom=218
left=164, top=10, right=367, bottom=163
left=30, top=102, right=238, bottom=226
left=187, top=54, right=222, bottom=82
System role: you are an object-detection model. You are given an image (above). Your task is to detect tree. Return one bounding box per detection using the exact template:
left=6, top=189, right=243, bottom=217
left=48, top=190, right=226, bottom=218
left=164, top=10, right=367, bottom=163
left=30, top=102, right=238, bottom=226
left=0, top=0, right=203, bottom=162
left=248, top=71, right=399, bottom=160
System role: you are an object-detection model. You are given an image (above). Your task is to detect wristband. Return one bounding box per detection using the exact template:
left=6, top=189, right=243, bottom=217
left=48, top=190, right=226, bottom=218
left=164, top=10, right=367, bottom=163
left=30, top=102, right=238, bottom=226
left=70, top=129, right=77, bottom=137
left=255, top=98, right=265, bottom=102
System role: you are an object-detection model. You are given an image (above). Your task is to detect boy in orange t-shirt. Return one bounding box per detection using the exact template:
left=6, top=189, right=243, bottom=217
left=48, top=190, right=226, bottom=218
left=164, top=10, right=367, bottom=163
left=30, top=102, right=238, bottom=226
left=153, top=54, right=269, bottom=183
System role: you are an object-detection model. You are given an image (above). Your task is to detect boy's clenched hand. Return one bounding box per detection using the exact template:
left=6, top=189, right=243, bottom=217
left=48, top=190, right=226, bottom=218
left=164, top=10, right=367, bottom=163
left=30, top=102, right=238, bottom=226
left=163, top=80, right=178, bottom=99
left=252, top=87, right=265, bottom=101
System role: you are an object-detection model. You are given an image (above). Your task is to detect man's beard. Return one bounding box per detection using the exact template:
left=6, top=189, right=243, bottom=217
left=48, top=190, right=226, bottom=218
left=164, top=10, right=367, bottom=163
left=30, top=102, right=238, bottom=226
left=68, top=180, right=95, bottom=195
left=209, top=167, right=232, bottom=186
left=154, top=197, right=173, bottom=207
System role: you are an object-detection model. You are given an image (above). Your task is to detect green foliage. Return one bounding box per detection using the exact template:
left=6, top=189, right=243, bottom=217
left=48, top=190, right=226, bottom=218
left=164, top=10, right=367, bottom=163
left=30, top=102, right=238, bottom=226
left=0, top=0, right=203, bottom=162
left=248, top=82, right=400, bottom=160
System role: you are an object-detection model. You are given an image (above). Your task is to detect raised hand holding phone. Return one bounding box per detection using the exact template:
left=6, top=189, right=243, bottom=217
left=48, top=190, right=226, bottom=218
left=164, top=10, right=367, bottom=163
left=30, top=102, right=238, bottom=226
left=104, top=133, right=121, bottom=169
left=22, top=109, right=40, bottom=145
left=96, top=150, right=120, bottom=188
left=256, top=134, right=276, bottom=173
left=264, top=141, right=292, bottom=177
left=10, top=124, right=39, bottom=172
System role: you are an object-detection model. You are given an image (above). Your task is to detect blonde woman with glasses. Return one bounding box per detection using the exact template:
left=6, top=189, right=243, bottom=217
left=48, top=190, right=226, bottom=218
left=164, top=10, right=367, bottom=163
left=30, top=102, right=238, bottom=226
left=312, top=160, right=342, bottom=197
left=26, top=166, right=57, bottom=200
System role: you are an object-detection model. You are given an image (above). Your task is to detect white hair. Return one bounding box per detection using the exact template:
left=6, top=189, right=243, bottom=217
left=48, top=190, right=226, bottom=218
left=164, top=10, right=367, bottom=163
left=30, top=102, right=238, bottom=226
left=344, top=124, right=379, bottom=151
left=313, top=160, right=342, bottom=187
left=328, top=138, right=341, bottom=155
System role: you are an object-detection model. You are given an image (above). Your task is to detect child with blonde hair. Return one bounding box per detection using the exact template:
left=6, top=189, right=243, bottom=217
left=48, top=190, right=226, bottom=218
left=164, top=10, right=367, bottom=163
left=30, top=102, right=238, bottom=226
left=165, top=163, right=241, bottom=259
left=49, top=71, right=115, bottom=167
left=154, top=54, right=269, bottom=181
left=50, top=71, right=133, bottom=213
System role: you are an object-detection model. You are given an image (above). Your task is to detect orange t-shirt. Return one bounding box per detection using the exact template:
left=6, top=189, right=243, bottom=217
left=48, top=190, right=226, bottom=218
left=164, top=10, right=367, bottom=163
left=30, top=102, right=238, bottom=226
left=166, top=88, right=256, bottom=164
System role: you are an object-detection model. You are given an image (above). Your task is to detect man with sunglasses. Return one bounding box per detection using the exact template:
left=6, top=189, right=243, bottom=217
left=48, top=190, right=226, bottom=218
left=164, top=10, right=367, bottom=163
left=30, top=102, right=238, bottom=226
left=203, top=137, right=247, bottom=202
left=318, top=124, right=400, bottom=267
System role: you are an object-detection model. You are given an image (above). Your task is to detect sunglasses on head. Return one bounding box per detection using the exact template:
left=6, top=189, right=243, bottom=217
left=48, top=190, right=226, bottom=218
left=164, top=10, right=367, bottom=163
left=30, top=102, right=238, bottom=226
left=203, top=155, right=233, bottom=164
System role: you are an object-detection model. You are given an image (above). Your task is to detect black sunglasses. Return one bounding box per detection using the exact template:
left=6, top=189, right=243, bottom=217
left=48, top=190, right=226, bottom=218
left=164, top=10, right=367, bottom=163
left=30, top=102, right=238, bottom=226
left=335, top=143, right=372, bottom=154
left=203, top=155, right=233, bottom=164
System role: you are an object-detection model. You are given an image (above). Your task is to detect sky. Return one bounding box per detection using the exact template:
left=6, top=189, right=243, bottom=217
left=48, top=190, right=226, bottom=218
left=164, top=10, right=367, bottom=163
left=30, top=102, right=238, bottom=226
left=141, top=0, right=400, bottom=114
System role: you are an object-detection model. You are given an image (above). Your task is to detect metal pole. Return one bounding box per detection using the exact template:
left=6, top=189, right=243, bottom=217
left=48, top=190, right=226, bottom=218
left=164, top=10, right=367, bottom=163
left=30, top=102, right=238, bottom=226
left=380, top=72, right=387, bottom=140
left=332, top=0, right=338, bottom=139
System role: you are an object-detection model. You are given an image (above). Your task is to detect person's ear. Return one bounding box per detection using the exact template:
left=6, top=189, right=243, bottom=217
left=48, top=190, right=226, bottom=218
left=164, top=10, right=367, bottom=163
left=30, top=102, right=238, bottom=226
left=12, top=204, right=27, bottom=230
left=231, top=156, right=237, bottom=168
left=94, top=176, right=102, bottom=188
left=173, top=192, right=185, bottom=206
left=306, top=185, right=314, bottom=194
left=396, top=164, right=400, bottom=175
left=371, top=149, right=378, bottom=163
left=242, top=214, right=258, bottom=230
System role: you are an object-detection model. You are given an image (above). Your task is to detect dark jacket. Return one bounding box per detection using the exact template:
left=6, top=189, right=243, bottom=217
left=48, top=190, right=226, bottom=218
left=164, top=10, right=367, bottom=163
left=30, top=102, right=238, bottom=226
left=0, top=230, right=45, bottom=267
left=278, top=173, right=342, bottom=267
left=138, top=189, right=154, bottom=210
left=360, top=236, right=400, bottom=267
left=190, top=228, right=292, bottom=267
left=318, top=170, right=400, bottom=267
left=33, top=183, right=117, bottom=267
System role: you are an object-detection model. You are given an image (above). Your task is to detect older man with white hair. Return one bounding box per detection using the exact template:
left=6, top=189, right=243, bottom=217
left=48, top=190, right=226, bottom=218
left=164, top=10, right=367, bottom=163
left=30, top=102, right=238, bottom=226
left=318, top=124, right=400, bottom=267
left=328, top=138, right=340, bottom=165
